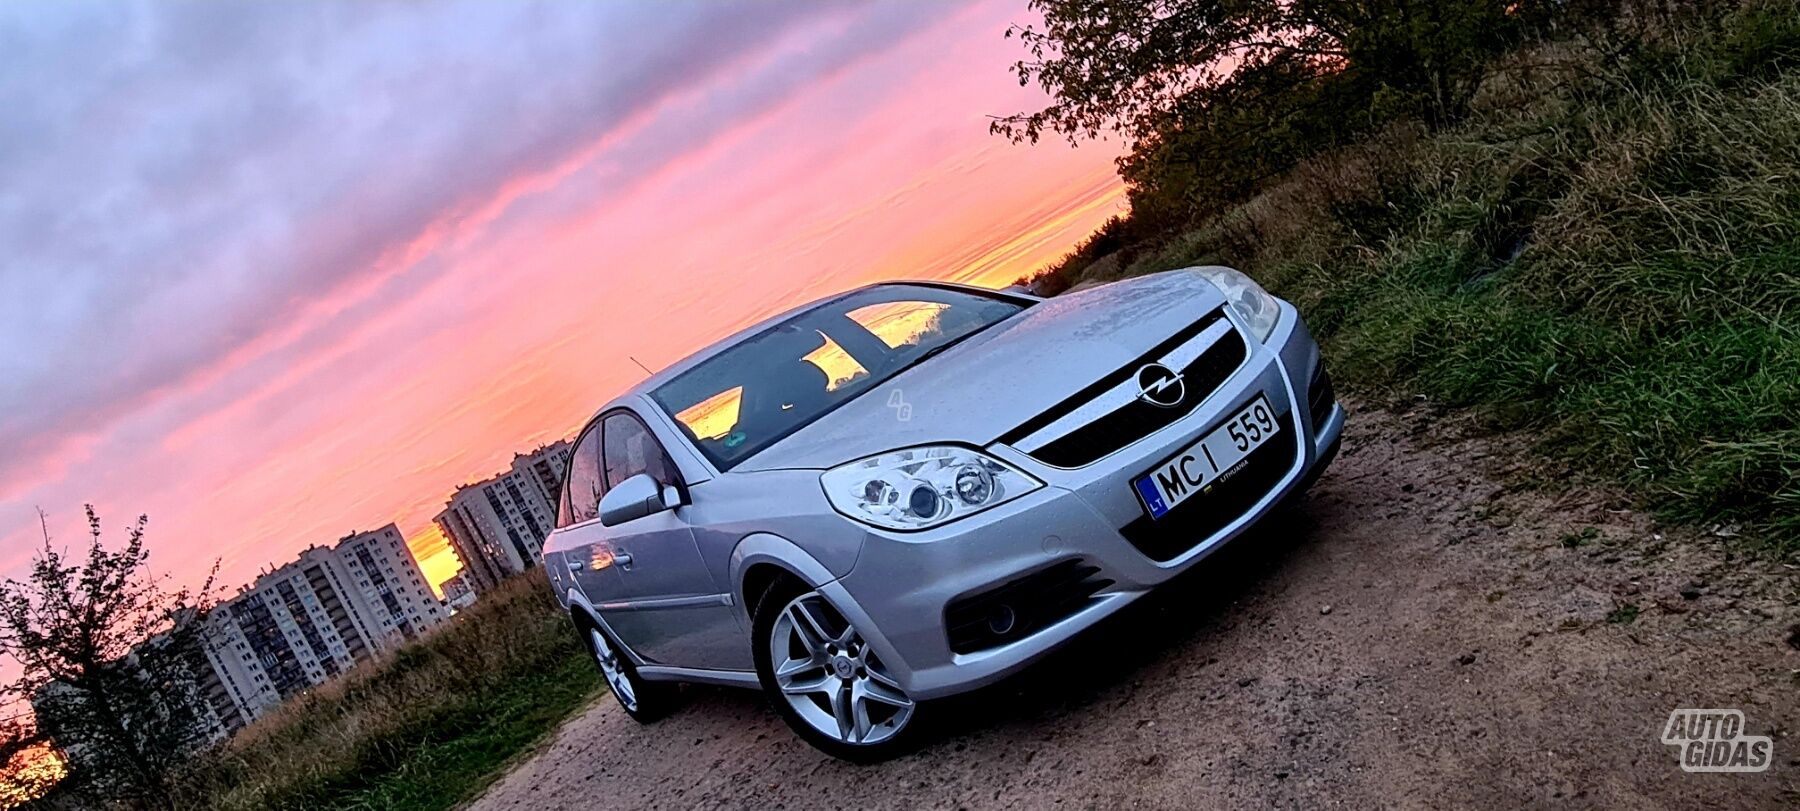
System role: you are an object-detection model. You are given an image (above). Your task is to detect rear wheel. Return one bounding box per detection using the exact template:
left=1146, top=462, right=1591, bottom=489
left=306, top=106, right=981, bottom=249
left=580, top=619, right=675, bottom=723
left=752, top=579, right=922, bottom=761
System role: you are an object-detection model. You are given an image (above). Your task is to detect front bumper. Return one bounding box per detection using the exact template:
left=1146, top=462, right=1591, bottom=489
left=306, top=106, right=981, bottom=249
left=825, top=301, right=1344, bottom=700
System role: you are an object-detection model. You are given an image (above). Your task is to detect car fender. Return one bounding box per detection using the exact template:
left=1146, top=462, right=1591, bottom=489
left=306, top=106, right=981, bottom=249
left=726, top=533, right=912, bottom=681
left=727, top=532, right=839, bottom=625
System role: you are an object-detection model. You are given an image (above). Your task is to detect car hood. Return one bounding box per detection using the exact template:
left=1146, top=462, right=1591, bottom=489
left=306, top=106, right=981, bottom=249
left=736, top=271, right=1226, bottom=471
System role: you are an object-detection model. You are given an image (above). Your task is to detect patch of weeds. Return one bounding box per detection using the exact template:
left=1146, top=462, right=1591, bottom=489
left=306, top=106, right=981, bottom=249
left=177, top=570, right=604, bottom=811
left=1606, top=603, right=1641, bottom=625
left=1560, top=527, right=1600, bottom=548
left=1476, top=503, right=1517, bottom=529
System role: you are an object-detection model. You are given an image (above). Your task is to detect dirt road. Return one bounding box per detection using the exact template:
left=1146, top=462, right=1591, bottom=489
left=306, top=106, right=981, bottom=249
left=469, top=405, right=1798, bottom=809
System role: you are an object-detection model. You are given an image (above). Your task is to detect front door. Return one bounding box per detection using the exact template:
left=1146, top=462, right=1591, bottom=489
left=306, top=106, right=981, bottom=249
left=556, top=419, right=627, bottom=614
left=593, top=410, right=746, bottom=671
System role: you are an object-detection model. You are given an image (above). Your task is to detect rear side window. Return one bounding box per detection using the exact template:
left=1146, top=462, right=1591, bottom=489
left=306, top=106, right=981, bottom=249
left=561, top=422, right=605, bottom=526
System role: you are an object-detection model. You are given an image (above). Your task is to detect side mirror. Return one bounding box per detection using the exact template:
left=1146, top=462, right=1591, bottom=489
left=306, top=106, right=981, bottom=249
left=599, top=473, right=678, bottom=527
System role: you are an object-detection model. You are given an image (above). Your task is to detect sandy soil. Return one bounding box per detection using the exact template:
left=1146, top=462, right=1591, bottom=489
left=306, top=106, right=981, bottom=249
left=468, top=404, right=1799, bottom=809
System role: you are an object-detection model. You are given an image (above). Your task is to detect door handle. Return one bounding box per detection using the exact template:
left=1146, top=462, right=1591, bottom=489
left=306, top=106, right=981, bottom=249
left=566, top=557, right=585, bottom=573
left=613, top=551, right=634, bottom=571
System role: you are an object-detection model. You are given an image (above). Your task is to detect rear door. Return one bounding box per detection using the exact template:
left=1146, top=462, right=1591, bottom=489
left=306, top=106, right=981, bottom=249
left=593, top=409, right=748, bottom=671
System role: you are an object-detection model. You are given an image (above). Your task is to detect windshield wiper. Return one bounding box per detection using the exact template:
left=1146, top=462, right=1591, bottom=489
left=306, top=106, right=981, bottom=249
left=884, top=329, right=982, bottom=380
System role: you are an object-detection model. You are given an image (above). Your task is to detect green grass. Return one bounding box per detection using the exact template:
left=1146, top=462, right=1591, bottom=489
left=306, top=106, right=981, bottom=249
left=175, top=570, right=603, bottom=810
left=323, top=654, right=597, bottom=810
left=1030, top=3, right=1800, bottom=556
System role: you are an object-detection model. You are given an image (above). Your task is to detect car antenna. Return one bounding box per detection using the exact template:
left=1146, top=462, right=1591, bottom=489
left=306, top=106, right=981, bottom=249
left=628, top=355, right=655, bottom=376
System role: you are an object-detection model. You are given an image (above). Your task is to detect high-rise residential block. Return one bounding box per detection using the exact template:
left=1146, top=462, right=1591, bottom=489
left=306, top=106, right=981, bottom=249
left=189, top=523, right=448, bottom=734
left=433, top=440, right=570, bottom=595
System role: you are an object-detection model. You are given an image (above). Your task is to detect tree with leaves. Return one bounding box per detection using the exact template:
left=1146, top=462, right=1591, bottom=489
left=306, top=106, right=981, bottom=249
left=992, top=0, right=1568, bottom=227
left=0, top=507, right=219, bottom=810
left=993, top=0, right=1557, bottom=144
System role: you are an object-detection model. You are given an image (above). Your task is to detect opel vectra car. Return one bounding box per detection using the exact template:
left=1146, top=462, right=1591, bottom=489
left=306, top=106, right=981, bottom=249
left=542, top=267, right=1343, bottom=760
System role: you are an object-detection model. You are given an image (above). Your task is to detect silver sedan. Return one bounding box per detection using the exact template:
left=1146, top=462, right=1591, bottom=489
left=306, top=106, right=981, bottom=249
left=542, top=267, right=1343, bottom=760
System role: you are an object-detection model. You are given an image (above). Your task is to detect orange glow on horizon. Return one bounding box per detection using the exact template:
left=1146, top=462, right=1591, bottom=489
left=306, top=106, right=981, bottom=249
left=406, top=525, right=461, bottom=597
left=1, top=746, right=65, bottom=806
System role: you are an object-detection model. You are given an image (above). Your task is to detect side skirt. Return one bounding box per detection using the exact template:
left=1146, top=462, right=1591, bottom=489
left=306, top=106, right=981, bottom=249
left=635, top=665, right=761, bottom=689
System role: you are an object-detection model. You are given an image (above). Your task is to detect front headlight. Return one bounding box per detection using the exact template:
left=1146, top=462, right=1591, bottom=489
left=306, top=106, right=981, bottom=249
left=820, top=446, right=1043, bottom=531
left=1189, top=266, right=1280, bottom=342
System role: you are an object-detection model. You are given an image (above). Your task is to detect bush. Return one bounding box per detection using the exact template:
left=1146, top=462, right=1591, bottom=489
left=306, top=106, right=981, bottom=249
left=1033, top=1, right=1800, bottom=553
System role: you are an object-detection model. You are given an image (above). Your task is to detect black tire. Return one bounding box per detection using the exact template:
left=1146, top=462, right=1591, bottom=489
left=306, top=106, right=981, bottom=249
left=750, top=576, right=925, bottom=762
left=576, top=616, right=677, bottom=724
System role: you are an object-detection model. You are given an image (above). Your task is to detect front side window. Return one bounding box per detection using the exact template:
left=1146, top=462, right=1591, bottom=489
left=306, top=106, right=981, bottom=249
left=560, top=422, right=604, bottom=526
left=650, top=285, right=1026, bottom=470
left=601, top=412, right=677, bottom=488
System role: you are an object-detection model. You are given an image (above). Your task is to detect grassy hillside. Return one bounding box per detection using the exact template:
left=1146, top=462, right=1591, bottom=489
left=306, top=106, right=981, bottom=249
left=173, top=571, right=600, bottom=810
left=1029, top=4, right=1800, bottom=553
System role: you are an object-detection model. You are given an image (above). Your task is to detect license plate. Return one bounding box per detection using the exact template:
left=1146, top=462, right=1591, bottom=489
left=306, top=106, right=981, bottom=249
left=1132, top=395, right=1280, bottom=520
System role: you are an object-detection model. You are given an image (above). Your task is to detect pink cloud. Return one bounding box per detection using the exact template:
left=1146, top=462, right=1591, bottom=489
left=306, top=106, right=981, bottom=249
left=2, top=0, right=1125, bottom=595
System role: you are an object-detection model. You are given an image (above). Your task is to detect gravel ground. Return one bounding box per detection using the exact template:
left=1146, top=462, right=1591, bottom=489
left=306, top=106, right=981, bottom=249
left=469, top=404, right=1799, bottom=809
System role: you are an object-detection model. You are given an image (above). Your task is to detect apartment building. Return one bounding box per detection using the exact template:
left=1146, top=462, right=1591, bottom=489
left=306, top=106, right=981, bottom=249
left=333, top=525, right=447, bottom=645
left=433, top=440, right=570, bottom=595
left=193, top=524, right=448, bottom=734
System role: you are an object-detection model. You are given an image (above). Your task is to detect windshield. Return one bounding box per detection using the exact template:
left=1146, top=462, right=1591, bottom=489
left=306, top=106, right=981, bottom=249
left=650, top=285, right=1026, bottom=470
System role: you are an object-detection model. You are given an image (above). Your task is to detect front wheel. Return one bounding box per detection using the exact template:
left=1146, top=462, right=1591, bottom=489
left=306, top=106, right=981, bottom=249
left=752, top=581, right=923, bottom=761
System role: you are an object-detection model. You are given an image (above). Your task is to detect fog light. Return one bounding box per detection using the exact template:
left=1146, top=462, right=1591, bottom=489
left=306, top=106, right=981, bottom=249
left=986, top=604, right=1017, bottom=636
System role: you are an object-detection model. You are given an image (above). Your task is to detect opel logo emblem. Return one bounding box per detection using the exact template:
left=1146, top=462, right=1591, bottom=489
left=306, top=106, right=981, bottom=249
left=1135, top=363, right=1185, bottom=408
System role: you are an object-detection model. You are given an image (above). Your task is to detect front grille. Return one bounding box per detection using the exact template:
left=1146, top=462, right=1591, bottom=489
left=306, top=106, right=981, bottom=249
left=1119, top=410, right=1296, bottom=562
left=945, top=559, right=1112, bottom=655
left=1001, top=309, right=1247, bottom=468
left=1307, top=364, right=1335, bottom=435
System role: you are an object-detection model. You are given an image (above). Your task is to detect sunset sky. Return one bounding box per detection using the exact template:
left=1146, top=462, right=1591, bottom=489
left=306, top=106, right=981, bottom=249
left=0, top=0, right=1124, bottom=598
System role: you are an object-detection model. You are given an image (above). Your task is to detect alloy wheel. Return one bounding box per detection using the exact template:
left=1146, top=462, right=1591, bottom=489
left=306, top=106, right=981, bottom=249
left=768, top=592, right=915, bottom=745
left=590, top=628, right=638, bottom=712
